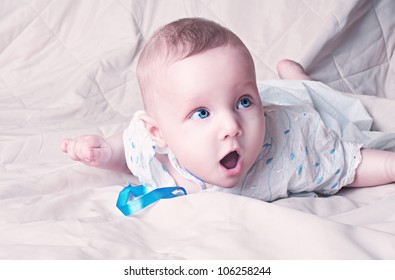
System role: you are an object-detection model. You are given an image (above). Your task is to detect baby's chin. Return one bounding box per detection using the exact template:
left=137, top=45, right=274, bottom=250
left=207, top=176, right=244, bottom=189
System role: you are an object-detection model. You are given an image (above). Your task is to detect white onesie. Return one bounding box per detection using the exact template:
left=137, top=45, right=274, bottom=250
left=123, top=81, right=363, bottom=201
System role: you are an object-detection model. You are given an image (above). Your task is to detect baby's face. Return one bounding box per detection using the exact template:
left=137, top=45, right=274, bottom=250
left=155, top=45, right=265, bottom=188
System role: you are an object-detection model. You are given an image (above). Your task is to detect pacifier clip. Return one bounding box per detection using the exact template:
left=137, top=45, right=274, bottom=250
left=116, top=184, right=187, bottom=216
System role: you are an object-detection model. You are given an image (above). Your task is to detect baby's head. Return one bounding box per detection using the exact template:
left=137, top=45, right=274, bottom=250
left=136, top=18, right=265, bottom=188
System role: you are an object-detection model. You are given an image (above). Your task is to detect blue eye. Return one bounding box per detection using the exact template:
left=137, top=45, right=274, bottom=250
left=191, top=109, right=210, bottom=120
left=237, top=97, right=251, bottom=109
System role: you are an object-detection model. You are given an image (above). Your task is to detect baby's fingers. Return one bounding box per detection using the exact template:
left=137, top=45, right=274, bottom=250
left=61, top=139, right=70, bottom=153
left=83, top=147, right=111, bottom=167
left=78, top=135, right=108, bottom=163
left=61, top=136, right=100, bottom=161
left=61, top=135, right=111, bottom=167
left=62, top=139, right=81, bottom=161
left=79, top=135, right=103, bottom=149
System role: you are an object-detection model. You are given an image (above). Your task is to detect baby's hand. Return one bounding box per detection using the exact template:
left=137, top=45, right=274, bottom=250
left=61, top=135, right=112, bottom=168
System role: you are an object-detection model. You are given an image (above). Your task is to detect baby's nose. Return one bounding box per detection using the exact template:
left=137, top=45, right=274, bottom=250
left=220, top=114, right=242, bottom=140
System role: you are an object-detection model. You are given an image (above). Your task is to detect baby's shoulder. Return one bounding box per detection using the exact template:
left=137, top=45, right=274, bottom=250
left=263, top=103, right=330, bottom=142
left=264, top=103, right=319, bottom=123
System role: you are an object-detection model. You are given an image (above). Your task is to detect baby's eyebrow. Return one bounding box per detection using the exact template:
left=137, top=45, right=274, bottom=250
left=180, top=95, right=210, bottom=116
left=234, top=80, right=257, bottom=90
left=182, top=92, right=206, bottom=104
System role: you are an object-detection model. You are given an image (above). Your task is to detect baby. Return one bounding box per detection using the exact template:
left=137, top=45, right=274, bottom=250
left=62, top=18, right=395, bottom=201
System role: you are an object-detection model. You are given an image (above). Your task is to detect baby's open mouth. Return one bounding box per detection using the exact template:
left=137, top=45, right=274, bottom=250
left=220, top=151, right=240, bottom=169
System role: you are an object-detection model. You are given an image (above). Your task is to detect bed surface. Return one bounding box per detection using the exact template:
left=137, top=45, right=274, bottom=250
left=1, top=0, right=395, bottom=259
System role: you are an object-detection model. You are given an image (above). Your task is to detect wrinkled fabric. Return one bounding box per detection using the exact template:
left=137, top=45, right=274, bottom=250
left=1, top=0, right=395, bottom=259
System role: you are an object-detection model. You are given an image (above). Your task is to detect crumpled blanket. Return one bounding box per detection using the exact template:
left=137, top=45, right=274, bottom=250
left=1, top=0, right=395, bottom=260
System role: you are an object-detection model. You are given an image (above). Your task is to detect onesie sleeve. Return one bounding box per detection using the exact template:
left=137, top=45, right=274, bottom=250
left=265, top=104, right=363, bottom=197
left=314, top=141, right=362, bottom=195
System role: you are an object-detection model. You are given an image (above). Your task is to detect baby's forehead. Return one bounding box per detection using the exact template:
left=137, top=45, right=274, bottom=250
left=145, top=45, right=255, bottom=110
left=163, top=44, right=254, bottom=71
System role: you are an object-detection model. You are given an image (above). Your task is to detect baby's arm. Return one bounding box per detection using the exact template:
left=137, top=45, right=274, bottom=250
left=347, top=148, right=395, bottom=187
left=61, top=133, right=130, bottom=173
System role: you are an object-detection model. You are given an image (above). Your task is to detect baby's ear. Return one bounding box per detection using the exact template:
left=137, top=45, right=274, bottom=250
left=139, top=113, right=167, bottom=148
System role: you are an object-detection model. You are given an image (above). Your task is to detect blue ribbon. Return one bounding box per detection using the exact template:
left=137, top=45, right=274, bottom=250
left=116, top=184, right=187, bottom=216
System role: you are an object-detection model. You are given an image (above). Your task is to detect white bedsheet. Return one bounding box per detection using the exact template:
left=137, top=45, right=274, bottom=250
left=1, top=0, right=395, bottom=259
